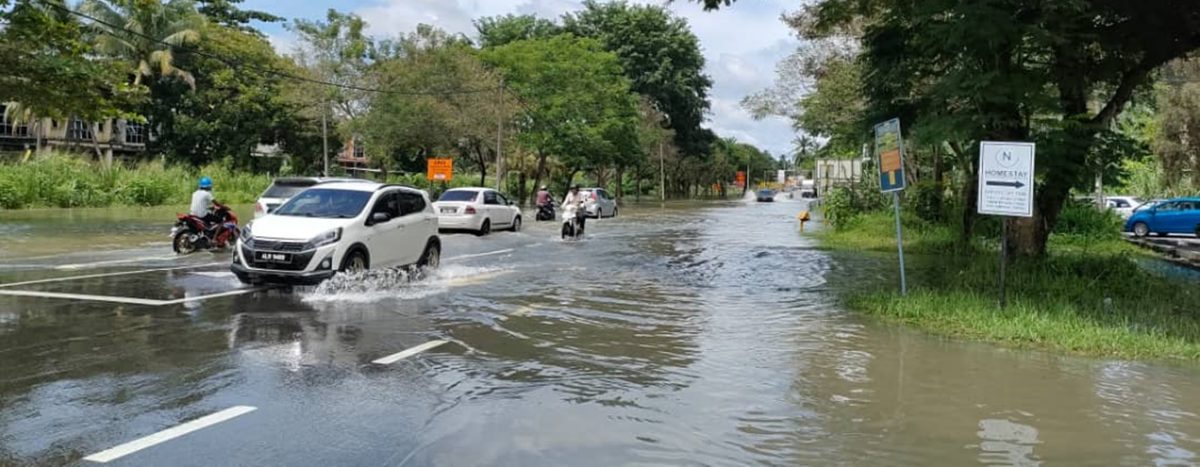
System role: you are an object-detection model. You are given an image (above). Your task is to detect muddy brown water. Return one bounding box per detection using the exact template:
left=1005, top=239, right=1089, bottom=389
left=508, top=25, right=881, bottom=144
left=1, top=199, right=1199, bottom=465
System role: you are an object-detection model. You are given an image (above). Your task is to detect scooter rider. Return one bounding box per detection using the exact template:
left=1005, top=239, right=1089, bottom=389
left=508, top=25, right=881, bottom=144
left=561, top=184, right=586, bottom=234
left=536, top=185, right=554, bottom=207
left=190, top=176, right=222, bottom=237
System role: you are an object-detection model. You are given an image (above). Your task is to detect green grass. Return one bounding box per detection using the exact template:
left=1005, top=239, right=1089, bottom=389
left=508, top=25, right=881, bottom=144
left=818, top=211, right=968, bottom=254
left=0, top=153, right=271, bottom=209
left=823, top=212, right=1200, bottom=360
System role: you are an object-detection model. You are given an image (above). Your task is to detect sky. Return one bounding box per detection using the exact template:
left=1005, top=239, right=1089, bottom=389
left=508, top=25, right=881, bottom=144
left=241, top=0, right=800, bottom=157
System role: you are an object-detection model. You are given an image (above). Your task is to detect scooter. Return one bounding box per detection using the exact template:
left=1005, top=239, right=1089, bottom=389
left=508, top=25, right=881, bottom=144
left=561, top=203, right=585, bottom=240
left=172, top=202, right=239, bottom=254
left=536, top=203, right=556, bottom=221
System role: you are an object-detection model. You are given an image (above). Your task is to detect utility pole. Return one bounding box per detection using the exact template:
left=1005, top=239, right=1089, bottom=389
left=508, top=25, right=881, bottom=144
left=321, top=101, right=329, bottom=177
left=659, top=140, right=665, bottom=201
left=496, top=78, right=505, bottom=192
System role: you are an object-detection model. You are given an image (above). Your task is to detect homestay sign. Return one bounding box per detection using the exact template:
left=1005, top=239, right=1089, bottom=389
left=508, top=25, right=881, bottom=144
left=977, top=141, right=1035, bottom=218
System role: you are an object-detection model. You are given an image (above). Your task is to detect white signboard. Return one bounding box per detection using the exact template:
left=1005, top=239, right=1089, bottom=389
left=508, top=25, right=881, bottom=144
left=977, top=141, right=1035, bottom=217
left=777, top=170, right=786, bottom=184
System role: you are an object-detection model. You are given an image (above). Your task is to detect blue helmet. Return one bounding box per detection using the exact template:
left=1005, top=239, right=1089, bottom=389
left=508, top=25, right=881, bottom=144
left=198, top=176, right=213, bottom=189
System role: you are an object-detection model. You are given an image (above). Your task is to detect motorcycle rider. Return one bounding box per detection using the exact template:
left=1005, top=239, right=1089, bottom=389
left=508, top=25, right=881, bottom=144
left=536, top=185, right=555, bottom=220
left=561, top=184, right=586, bottom=236
left=190, top=176, right=223, bottom=238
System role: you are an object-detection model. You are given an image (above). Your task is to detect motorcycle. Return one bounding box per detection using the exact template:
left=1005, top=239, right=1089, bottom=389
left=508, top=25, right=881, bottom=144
left=172, top=202, right=239, bottom=254
left=536, top=203, right=556, bottom=221
left=561, top=203, right=585, bottom=240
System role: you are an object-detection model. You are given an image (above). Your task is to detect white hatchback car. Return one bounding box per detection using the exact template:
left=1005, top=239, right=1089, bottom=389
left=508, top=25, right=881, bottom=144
left=433, top=188, right=522, bottom=236
left=232, top=182, right=441, bottom=285
left=580, top=188, right=617, bottom=218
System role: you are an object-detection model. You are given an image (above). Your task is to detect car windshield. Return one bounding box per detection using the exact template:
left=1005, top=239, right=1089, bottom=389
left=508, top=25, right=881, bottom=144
left=759, top=190, right=772, bottom=195
left=262, top=180, right=318, bottom=198
left=439, top=190, right=479, bottom=202
left=273, top=188, right=372, bottom=218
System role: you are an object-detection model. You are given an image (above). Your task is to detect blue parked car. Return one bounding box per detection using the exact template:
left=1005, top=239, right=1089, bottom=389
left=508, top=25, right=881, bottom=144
left=1124, top=197, right=1200, bottom=237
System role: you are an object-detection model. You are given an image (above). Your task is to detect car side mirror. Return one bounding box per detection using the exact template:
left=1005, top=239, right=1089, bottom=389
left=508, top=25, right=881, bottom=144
left=369, top=212, right=391, bottom=225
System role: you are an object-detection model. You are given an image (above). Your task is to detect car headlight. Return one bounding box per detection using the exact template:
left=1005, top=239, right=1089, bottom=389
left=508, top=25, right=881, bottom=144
left=307, top=228, right=342, bottom=249
left=241, top=224, right=252, bottom=242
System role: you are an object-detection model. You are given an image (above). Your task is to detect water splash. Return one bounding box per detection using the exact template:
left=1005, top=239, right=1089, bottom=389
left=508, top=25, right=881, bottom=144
left=300, top=264, right=510, bottom=303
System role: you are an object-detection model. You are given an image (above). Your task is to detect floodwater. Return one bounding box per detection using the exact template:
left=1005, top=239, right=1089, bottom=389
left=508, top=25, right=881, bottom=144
left=2, top=199, right=1200, bottom=466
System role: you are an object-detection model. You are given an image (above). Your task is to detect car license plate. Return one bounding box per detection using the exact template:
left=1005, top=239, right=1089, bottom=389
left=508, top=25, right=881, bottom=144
left=440, top=207, right=456, bottom=214
left=255, top=252, right=291, bottom=263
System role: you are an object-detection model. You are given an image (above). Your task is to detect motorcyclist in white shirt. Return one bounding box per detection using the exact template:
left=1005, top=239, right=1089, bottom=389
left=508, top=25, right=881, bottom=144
left=561, top=184, right=586, bottom=236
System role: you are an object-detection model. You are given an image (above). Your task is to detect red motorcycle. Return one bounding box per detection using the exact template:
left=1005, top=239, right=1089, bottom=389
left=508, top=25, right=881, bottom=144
left=172, top=202, right=239, bottom=254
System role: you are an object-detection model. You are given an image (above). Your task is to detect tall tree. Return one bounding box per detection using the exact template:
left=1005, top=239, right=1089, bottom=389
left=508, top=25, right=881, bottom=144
left=80, top=0, right=205, bottom=87
left=474, top=14, right=561, bottom=48
left=0, top=0, right=142, bottom=121
left=563, top=1, right=712, bottom=157
left=196, top=0, right=282, bottom=35
left=481, top=35, right=641, bottom=195
left=290, top=9, right=374, bottom=122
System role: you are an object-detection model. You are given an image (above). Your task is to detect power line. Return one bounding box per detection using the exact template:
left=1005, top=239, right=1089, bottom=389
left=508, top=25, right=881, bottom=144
left=37, top=0, right=499, bottom=97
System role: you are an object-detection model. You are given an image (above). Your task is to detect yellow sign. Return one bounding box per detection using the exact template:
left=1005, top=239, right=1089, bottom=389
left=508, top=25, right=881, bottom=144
left=427, top=158, right=453, bottom=181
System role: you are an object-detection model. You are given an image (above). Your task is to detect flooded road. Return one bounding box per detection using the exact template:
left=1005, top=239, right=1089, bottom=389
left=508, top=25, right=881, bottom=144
left=3, top=200, right=1200, bottom=465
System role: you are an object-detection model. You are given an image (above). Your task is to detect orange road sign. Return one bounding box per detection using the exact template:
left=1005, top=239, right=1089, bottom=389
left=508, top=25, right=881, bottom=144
left=427, top=158, right=453, bottom=181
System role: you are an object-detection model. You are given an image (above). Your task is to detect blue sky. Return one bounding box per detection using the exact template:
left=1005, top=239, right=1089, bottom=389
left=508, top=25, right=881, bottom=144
left=241, top=0, right=799, bottom=156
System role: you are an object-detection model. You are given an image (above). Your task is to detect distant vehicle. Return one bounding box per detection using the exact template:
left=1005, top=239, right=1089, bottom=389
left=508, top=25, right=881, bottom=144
left=1104, top=196, right=1143, bottom=219
left=433, top=188, right=521, bottom=236
left=1134, top=199, right=1167, bottom=213
left=255, top=177, right=369, bottom=218
left=799, top=189, right=817, bottom=199
left=232, top=182, right=440, bottom=285
left=579, top=188, right=618, bottom=218
left=756, top=189, right=775, bottom=202
left=1124, top=197, right=1200, bottom=238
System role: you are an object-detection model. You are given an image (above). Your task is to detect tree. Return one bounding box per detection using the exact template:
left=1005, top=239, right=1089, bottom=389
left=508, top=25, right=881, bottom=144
left=0, top=0, right=142, bottom=122
left=147, top=23, right=308, bottom=167
left=362, top=25, right=517, bottom=183
left=290, top=10, right=374, bottom=123
left=196, top=0, right=282, bottom=36
left=80, top=0, right=205, bottom=87
left=481, top=35, right=641, bottom=197
left=1154, top=58, right=1200, bottom=190
left=563, top=1, right=712, bottom=157
left=474, top=14, right=561, bottom=48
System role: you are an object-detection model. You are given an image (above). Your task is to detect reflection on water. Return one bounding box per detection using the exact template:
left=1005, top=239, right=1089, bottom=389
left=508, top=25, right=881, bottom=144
left=4, top=200, right=1200, bottom=465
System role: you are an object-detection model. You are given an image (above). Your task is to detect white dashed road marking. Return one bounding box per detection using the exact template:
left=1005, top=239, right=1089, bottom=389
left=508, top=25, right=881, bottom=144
left=0, top=263, right=222, bottom=288
left=372, top=340, right=449, bottom=365
left=443, top=249, right=514, bottom=262
left=83, top=406, right=257, bottom=463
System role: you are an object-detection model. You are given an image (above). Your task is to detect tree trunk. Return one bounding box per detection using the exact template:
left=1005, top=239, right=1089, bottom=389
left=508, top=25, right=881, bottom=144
left=530, top=149, right=547, bottom=204
left=517, top=171, right=527, bottom=205
left=932, top=143, right=944, bottom=219
left=635, top=164, right=642, bottom=202
left=953, top=141, right=978, bottom=242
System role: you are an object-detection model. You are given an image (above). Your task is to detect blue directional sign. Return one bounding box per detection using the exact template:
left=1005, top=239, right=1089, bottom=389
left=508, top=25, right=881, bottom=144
left=874, top=118, right=906, bottom=193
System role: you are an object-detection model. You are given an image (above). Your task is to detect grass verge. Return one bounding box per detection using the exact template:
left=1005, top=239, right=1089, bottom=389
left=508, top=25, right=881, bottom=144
left=0, top=153, right=271, bottom=209
left=822, top=212, right=1200, bottom=360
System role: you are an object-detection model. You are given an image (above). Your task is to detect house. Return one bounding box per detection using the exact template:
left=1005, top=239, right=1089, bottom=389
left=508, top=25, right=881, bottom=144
left=815, top=158, right=864, bottom=195
left=337, top=137, right=368, bottom=170
left=0, top=104, right=150, bottom=163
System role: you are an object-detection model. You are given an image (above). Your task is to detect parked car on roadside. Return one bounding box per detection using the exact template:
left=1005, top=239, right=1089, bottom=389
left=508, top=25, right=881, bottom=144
left=232, top=182, right=440, bottom=285
left=756, top=189, right=775, bottom=202
left=579, top=188, right=618, bottom=218
left=433, top=188, right=521, bottom=236
left=1124, top=197, right=1200, bottom=238
left=1134, top=199, right=1167, bottom=213
left=254, top=177, right=369, bottom=218
left=1104, top=196, right=1143, bottom=219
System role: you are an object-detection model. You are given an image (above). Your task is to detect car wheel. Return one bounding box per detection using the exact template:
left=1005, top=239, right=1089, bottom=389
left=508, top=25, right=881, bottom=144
left=1132, top=222, right=1150, bottom=238
left=612, top=207, right=618, bottom=218
left=418, top=241, right=440, bottom=269
left=511, top=216, right=522, bottom=232
left=477, top=219, right=491, bottom=236
left=340, top=249, right=368, bottom=274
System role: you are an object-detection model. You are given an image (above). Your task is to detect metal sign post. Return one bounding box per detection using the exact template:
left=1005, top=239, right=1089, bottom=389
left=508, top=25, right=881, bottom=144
left=977, top=141, right=1036, bottom=308
left=874, top=118, right=908, bottom=295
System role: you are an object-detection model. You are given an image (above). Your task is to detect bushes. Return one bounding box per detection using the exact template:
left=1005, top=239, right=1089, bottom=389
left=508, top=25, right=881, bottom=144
left=1054, top=200, right=1123, bottom=240
left=0, top=153, right=271, bottom=209
left=822, top=184, right=887, bottom=229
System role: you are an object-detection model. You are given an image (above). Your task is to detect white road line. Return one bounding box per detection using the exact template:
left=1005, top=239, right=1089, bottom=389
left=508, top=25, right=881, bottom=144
left=0, top=263, right=222, bottom=289
left=0, top=290, right=170, bottom=306
left=83, top=406, right=257, bottom=463
left=443, top=248, right=515, bottom=262
left=55, top=255, right=180, bottom=271
left=372, top=340, right=449, bottom=365
left=160, top=287, right=271, bottom=305
left=0, top=286, right=268, bottom=306
left=443, top=270, right=513, bottom=287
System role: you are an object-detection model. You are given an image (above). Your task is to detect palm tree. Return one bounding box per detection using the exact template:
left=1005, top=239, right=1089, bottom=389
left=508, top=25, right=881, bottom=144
left=793, top=134, right=817, bottom=167
left=79, top=0, right=204, bottom=87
